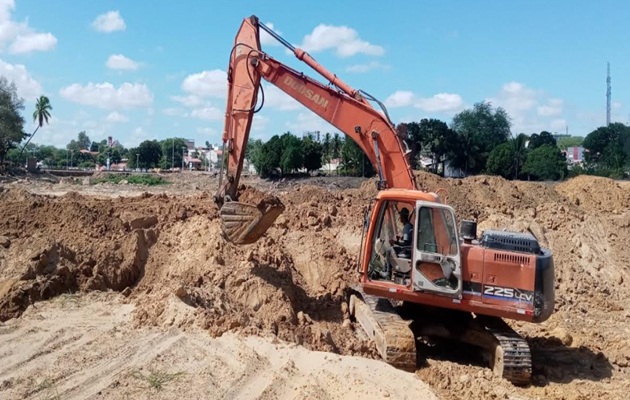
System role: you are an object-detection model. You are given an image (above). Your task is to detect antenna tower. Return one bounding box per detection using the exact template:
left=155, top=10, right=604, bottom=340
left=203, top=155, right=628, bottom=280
left=606, top=62, right=611, bottom=126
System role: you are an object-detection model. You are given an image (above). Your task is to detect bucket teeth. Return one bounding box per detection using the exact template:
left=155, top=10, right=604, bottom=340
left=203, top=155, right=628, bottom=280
left=219, top=201, right=284, bottom=244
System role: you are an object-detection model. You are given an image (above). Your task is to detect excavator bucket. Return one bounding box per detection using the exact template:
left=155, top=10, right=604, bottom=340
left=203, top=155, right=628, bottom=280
left=219, top=201, right=285, bottom=245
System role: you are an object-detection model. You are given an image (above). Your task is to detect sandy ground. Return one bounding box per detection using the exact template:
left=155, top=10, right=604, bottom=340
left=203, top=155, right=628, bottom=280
left=1, top=170, right=629, bottom=399
left=0, top=292, right=436, bottom=400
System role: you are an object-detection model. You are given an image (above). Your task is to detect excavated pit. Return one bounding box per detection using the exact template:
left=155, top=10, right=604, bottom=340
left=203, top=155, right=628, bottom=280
left=1, top=172, right=629, bottom=399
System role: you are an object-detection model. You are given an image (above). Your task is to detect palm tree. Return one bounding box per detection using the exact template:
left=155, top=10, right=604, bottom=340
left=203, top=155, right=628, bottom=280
left=19, top=95, right=52, bottom=160
left=511, top=133, right=528, bottom=179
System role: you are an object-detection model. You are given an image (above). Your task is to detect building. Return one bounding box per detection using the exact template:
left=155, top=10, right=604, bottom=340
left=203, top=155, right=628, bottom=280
left=565, top=146, right=584, bottom=164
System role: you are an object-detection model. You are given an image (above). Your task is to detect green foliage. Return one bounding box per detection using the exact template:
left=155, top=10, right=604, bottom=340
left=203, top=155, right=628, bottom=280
left=583, top=123, right=630, bottom=173
left=0, top=76, right=26, bottom=167
left=301, top=136, right=323, bottom=172
left=19, top=95, right=52, bottom=159
left=527, top=131, right=556, bottom=150
left=340, top=137, right=374, bottom=177
left=522, top=144, right=568, bottom=181
left=486, top=142, right=516, bottom=179
left=450, top=101, right=511, bottom=174
left=281, top=145, right=302, bottom=173
left=396, top=121, right=423, bottom=169
left=93, top=173, right=169, bottom=186
left=419, top=118, right=457, bottom=174
left=252, top=135, right=282, bottom=178
left=158, top=137, right=189, bottom=169
left=130, top=140, right=163, bottom=169
left=557, top=136, right=584, bottom=150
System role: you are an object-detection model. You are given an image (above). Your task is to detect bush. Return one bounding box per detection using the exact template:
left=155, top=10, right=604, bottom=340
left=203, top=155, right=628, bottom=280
left=92, top=173, right=169, bottom=186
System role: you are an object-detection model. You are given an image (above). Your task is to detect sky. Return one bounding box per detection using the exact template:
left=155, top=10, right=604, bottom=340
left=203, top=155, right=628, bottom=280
left=1, top=0, right=629, bottom=149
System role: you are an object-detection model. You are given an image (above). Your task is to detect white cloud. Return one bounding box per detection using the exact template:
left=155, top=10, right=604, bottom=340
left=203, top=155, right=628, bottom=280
left=106, top=54, right=139, bottom=70
left=263, top=84, right=301, bottom=110
left=9, top=32, right=56, bottom=53
left=0, top=58, right=42, bottom=99
left=181, top=69, right=226, bottom=98
left=106, top=111, right=128, bottom=122
left=59, top=82, right=153, bottom=110
left=171, top=94, right=203, bottom=107
left=486, top=82, right=569, bottom=134
left=197, top=127, right=218, bottom=136
left=190, top=106, right=222, bottom=120
left=162, top=107, right=188, bottom=117
left=384, top=91, right=415, bottom=108
left=252, top=114, right=270, bottom=132
left=345, top=61, right=388, bottom=73
left=260, top=22, right=281, bottom=46
left=537, top=98, right=563, bottom=117
left=285, top=111, right=336, bottom=135
left=550, top=119, right=567, bottom=131
left=127, top=127, right=149, bottom=147
left=0, top=1, right=57, bottom=54
left=414, top=93, right=463, bottom=112
left=299, top=24, right=384, bottom=57
left=385, top=90, right=463, bottom=112
left=92, top=11, right=126, bottom=33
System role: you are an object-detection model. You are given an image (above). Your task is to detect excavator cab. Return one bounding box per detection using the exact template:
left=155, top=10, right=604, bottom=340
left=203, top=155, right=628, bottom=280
left=365, top=195, right=462, bottom=298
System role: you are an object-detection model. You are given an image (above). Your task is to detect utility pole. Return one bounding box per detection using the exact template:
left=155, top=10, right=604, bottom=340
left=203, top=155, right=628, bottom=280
left=181, top=146, right=186, bottom=170
left=136, top=153, right=139, bottom=170
left=172, top=138, right=175, bottom=170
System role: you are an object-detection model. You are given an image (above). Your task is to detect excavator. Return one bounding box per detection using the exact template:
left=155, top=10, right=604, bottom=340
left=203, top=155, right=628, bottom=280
left=214, top=15, right=555, bottom=385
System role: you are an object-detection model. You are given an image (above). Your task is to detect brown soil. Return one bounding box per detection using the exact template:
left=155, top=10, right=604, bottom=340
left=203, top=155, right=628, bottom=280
left=1, top=171, right=630, bottom=399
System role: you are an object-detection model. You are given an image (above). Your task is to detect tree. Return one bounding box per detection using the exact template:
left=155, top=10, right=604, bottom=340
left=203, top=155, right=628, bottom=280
left=302, top=136, right=323, bottom=173
left=331, top=133, right=342, bottom=159
left=528, top=131, right=556, bottom=150
left=450, top=101, right=511, bottom=174
left=67, top=131, right=91, bottom=153
left=583, top=123, right=630, bottom=172
left=340, top=137, right=374, bottom=177
left=557, top=136, right=584, bottom=150
left=396, top=121, right=423, bottom=169
left=279, top=132, right=302, bottom=174
left=134, top=140, right=162, bottom=168
left=486, top=142, right=516, bottom=179
left=19, top=95, right=52, bottom=160
left=511, top=133, right=528, bottom=179
left=322, top=132, right=331, bottom=167
left=522, top=144, right=568, bottom=181
left=159, top=137, right=188, bottom=169
left=418, top=118, right=456, bottom=175
left=0, top=76, right=26, bottom=167
left=252, top=135, right=282, bottom=178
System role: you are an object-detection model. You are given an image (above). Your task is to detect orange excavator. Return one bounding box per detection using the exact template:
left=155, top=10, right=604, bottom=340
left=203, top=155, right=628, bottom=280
left=214, top=15, right=555, bottom=385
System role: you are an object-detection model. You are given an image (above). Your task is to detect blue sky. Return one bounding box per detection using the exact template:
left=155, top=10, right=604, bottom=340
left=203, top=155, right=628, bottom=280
left=2, top=0, right=629, bottom=149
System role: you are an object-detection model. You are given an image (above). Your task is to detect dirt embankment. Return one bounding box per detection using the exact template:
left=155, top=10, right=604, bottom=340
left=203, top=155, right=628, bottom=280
left=1, top=172, right=629, bottom=399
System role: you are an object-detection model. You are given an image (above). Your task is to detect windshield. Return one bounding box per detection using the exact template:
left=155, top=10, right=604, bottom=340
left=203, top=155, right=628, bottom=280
left=416, top=206, right=458, bottom=256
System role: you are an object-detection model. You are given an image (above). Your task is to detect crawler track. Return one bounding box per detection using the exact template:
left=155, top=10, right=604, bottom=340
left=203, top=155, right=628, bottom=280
left=349, top=288, right=532, bottom=385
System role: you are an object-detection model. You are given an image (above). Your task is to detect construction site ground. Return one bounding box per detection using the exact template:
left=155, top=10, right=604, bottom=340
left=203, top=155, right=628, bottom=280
left=0, top=170, right=629, bottom=399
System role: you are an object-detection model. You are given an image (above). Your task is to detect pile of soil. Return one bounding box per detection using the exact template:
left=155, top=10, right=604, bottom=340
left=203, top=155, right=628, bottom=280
left=1, top=172, right=630, bottom=399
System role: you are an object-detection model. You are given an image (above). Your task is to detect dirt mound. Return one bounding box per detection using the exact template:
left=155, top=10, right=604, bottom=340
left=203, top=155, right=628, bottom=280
left=2, top=172, right=630, bottom=399
left=556, top=175, right=629, bottom=213
left=0, top=189, right=216, bottom=321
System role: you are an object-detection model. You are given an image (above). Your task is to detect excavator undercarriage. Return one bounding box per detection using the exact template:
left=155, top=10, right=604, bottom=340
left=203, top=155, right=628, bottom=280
left=348, top=287, right=532, bottom=385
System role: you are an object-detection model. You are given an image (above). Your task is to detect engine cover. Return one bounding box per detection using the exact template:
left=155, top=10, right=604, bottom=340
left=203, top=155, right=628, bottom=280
left=480, top=230, right=541, bottom=255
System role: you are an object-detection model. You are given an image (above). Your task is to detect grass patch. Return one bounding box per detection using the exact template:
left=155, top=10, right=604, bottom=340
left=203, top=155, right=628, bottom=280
left=130, top=369, right=184, bottom=392
left=92, top=173, right=169, bottom=186
left=35, top=377, right=61, bottom=400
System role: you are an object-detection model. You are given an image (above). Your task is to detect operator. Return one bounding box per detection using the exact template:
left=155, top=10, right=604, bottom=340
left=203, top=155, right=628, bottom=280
left=390, top=207, right=413, bottom=247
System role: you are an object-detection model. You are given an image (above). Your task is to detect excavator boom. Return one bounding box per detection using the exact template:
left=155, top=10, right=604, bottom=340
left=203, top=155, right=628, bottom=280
left=216, top=15, right=416, bottom=244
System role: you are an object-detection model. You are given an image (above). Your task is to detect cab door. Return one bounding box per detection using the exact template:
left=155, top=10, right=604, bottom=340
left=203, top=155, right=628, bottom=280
left=411, top=201, right=462, bottom=297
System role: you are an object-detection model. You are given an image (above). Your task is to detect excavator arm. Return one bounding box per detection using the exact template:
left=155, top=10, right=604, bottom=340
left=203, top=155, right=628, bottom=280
left=215, top=15, right=416, bottom=244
